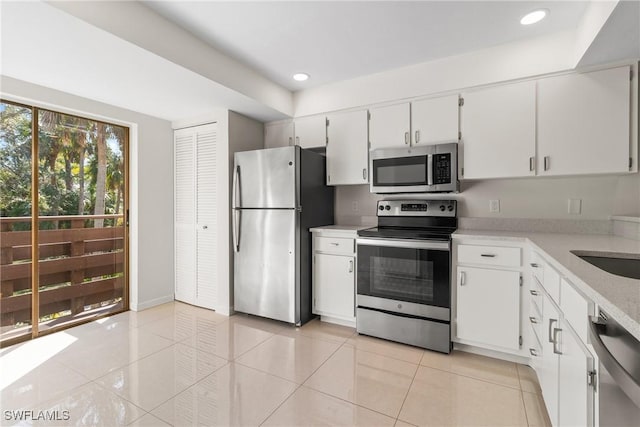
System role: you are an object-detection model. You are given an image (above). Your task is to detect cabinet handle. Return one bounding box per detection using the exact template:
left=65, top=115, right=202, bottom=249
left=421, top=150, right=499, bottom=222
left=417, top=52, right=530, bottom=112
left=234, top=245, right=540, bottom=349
left=415, top=130, right=420, bottom=144
left=348, top=259, right=353, bottom=273
left=530, top=290, right=539, bottom=296
left=544, top=156, right=550, bottom=171
left=530, top=263, right=539, bottom=268
left=459, top=271, right=466, bottom=286
left=288, top=137, right=293, bottom=146
left=529, top=348, right=538, bottom=357
left=552, top=328, right=562, bottom=354
left=295, top=136, right=300, bottom=145
left=548, top=318, right=557, bottom=343
left=404, top=132, right=409, bottom=145
left=330, top=242, right=339, bottom=246
left=202, top=225, right=208, bottom=230
left=529, top=156, right=535, bottom=172
left=480, top=253, right=496, bottom=258
left=363, top=168, right=367, bottom=180
left=529, top=316, right=538, bottom=324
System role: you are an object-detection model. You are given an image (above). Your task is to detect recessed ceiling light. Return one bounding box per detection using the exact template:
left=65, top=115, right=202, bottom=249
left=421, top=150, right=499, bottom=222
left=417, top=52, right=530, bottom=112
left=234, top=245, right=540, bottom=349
left=293, top=73, right=309, bottom=81
left=520, top=9, right=548, bottom=25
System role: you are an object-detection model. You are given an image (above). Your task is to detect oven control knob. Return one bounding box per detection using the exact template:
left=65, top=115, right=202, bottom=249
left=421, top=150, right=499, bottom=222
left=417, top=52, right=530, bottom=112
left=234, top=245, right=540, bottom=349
left=448, top=205, right=454, bottom=211
left=385, top=205, right=391, bottom=210
left=378, top=205, right=384, bottom=211
left=440, top=205, right=446, bottom=211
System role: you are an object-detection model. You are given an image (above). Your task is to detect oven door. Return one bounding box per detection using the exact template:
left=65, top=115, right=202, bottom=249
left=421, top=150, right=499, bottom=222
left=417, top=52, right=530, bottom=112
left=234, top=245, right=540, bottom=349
left=356, top=237, right=450, bottom=321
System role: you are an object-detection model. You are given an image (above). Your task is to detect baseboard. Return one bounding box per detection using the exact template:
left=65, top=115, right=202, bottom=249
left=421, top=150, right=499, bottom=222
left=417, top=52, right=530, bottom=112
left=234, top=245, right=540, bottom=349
left=319, top=315, right=356, bottom=328
left=453, top=342, right=530, bottom=364
left=131, top=294, right=174, bottom=312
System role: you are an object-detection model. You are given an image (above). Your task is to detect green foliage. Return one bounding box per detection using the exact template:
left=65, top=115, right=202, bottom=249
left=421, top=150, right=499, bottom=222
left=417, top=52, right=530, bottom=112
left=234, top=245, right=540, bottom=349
left=0, top=102, right=126, bottom=223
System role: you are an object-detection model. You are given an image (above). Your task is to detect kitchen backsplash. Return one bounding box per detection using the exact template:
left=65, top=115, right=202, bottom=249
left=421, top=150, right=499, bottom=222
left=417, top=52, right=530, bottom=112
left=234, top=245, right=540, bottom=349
left=612, top=216, right=640, bottom=240
left=335, top=174, right=639, bottom=223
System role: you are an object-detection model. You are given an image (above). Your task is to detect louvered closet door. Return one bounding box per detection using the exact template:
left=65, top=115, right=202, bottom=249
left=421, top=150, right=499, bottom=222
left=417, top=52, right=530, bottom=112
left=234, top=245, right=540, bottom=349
left=195, top=124, right=217, bottom=309
left=174, top=130, right=196, bottom=305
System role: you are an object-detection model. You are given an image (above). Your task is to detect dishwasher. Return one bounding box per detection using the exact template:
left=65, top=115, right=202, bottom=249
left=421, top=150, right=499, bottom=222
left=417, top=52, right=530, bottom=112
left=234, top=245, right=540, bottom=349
left=589, top=309, right=640, bottom=426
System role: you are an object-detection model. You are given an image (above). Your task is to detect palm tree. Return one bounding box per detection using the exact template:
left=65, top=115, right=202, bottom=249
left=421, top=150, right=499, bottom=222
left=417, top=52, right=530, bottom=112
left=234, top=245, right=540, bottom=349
left=94, top=122, right=107, bottom=228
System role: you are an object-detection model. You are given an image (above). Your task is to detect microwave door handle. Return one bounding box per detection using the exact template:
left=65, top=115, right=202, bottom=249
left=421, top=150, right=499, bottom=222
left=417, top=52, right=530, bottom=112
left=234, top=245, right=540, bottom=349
left=427, top=154, right=434, bottom=186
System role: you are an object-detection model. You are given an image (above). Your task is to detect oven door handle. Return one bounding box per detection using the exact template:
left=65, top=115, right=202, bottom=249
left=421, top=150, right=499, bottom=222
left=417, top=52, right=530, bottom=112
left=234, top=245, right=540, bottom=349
left=356, top=237, right=450, bottom=251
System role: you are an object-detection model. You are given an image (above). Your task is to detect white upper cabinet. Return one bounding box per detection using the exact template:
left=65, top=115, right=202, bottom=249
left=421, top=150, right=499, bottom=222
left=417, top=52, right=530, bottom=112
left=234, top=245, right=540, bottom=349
left=369, top=103, right=410, bottom=150
left=326, top=109, right=369, bottom=185
left=369, top=96, right=459, bottom=150
left=264, top=120, right=294, bottom=149
left=294, top=115, right=326, bottom=149
left=411, top=95, right=459, bottom=145
left=460, top=80, right=536, bottom=179
left=537, top=66, right=631, bottom=176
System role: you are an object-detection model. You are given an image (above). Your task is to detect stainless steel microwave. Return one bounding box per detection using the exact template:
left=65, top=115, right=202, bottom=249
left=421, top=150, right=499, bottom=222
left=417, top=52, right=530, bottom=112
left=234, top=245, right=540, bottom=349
left=370, top=142, right=459, bottom=193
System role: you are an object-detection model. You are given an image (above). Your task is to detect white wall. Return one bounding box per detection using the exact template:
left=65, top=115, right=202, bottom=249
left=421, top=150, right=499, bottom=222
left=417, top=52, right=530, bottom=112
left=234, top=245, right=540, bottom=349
left=1, top=76, right=175, bottom=311
left=335, top=173, right=640, bottom=224
left=293, top=31, right=576, bottom=118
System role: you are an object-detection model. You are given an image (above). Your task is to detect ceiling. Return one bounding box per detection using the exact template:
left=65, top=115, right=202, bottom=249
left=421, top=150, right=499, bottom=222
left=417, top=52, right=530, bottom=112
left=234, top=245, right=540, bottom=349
left=143, top=1, right=590, bottom=91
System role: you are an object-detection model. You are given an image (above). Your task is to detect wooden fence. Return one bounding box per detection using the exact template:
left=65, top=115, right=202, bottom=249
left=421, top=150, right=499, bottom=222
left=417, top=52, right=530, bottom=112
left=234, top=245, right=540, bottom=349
left=1, top=215, right=125, bottom=329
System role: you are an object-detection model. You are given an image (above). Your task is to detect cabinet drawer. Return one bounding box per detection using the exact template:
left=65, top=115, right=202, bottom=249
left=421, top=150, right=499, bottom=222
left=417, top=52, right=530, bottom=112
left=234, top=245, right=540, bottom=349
left=560, top=278, right=591, bottom=343
left=543, top=263, right=561, bottom=305
left=528, top=304, right=543, bottom=345
left=315, top=236, right=354, bottom=255
left=458, top=244, right=521, bottom=267
left=530, top=252, right=544, bottom=284
left=529, top=275, right=543, bottom=316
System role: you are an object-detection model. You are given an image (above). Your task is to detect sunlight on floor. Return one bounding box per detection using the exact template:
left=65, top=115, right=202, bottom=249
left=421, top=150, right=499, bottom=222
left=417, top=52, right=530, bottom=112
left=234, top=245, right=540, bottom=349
left=0, top=332, right=77, bottom=390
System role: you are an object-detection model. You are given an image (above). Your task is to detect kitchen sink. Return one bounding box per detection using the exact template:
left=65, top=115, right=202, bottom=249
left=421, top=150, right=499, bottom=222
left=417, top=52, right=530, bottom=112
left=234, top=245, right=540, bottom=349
left=571, top=251, right=640, bottom=280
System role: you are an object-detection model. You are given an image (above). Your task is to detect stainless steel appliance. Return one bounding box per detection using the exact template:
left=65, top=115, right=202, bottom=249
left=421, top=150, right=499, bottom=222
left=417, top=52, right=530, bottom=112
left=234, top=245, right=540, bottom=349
left=233, top=146, right=334, bottom=325
left=356, top=199, right=457, bottom=353
left=370, top=142, right=459, bottom=194
left=589, top=310, right=640, bottom=426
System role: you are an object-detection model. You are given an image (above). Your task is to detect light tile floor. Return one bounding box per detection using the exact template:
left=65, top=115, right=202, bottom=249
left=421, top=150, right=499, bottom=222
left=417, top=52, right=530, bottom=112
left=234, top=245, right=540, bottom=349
left=0, top=302, right=551, bottom=426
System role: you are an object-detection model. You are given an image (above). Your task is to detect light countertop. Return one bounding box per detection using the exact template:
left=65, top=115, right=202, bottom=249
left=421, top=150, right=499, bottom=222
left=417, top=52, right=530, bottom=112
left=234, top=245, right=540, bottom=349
left=454, top=229, right=640, bottom=341
left=310, top=225, right=370, bottom=232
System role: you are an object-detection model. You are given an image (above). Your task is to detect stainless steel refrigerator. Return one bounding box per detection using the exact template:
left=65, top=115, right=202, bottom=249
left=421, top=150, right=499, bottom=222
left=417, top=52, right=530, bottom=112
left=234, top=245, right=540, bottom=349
left=232, top=146, right=334, bottom=325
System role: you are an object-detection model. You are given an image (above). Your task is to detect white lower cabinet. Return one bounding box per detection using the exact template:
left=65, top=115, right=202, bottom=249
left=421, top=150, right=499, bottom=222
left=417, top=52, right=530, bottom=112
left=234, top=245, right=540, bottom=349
left=557, top=319, right=594, bottom=427
left=540, top=292, right=560, bottom=427
left=314, top=253, right=354, bottom=320
left=533, top=256, right=595, bottom=427
left=456, top=266, right=521, bottom=351
left=311, top=227, right=359, bottom=327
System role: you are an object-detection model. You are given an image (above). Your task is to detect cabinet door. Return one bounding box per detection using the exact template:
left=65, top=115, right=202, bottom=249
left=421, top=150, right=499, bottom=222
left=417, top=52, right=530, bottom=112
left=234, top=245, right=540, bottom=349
left=294, top=115, right=326, bottom=148
left=538, top=66, right=630, bottom=176
left=558, top=320, right=594, bottom=427
left=194, top=125, right=218, bottom=310
left=175, top=129, right=196, bottom=305
left=460, top=80, right=536, bottom=179
left=314, top=253, right=355, bottom=320
left=456, top=267, right=520, bottom=350
left=265, top=121, right=294, bottom=149
left=369, top=103, right=410, bottom=150
left=411, top=95, right=459, bottom=145
left=540, top=293, right=560, bottom=427
left=175, top=123, right=218, bottom=309
left=326, top=110, right=369, bottom=185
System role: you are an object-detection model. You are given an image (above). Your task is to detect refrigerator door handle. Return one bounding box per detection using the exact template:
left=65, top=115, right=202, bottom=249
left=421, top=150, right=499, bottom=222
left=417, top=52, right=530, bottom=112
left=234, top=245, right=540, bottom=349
left=232, top=165, right=240, bottom=209
left=233, top=209, right=241, bottom=252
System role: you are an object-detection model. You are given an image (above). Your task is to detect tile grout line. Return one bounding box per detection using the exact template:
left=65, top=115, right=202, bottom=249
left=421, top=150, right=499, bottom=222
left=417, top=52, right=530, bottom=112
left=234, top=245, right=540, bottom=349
left=394, top=353, right=422, bottom=425
left=299, top=337, right=414, bottom=422
left=417, top=360, right=523, bottom=391
left=142, top=357, right=233, bottom=422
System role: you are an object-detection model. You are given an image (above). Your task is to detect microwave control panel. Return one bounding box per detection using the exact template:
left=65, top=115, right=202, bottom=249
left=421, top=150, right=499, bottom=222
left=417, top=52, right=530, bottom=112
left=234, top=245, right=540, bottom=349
left=433, top=153, right=451, bottom=184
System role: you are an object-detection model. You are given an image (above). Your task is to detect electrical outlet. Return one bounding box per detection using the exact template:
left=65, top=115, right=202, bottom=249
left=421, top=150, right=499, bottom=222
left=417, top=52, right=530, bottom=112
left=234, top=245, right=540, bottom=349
left=352, top=201, right=359, bottom=212
left=489, top=199, right=500, bottom=213
left=568, top=198, right=582, bottom=215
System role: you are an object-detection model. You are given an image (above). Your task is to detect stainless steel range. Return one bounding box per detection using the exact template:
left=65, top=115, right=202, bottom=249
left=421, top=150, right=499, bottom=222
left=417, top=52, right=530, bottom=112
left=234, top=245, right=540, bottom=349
left=356, top=199, right=457, bottom=353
